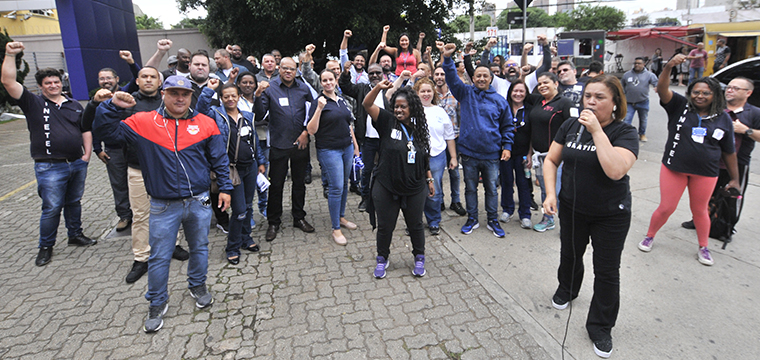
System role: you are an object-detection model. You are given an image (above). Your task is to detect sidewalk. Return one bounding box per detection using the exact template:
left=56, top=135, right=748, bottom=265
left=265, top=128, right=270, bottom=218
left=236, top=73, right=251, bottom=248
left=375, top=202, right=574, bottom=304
left=0, top=117, right=553, bottom=359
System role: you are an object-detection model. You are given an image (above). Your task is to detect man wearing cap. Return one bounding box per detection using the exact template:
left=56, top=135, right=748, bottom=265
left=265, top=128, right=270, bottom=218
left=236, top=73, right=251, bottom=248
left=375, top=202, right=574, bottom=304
left=2, top=41, right=96, bottom=267
left=167, top=55, right=178, bottom=72
left=94, top=75, right=232, bottom=333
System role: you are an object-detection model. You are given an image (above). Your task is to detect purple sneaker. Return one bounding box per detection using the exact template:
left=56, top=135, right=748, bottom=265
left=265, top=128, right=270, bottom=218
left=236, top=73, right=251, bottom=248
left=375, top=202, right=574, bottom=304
left=698, top=247, right=714, bottom=266
left=374, top=256, right=389, bottom=279
left=412, top=255, right=426, bottom=277
left=638, top=236, right=654, bottom=252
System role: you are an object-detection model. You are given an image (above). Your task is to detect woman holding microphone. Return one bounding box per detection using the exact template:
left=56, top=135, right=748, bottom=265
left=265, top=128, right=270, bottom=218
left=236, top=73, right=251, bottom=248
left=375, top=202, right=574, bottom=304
left=542, top=74, right=639, bottom=358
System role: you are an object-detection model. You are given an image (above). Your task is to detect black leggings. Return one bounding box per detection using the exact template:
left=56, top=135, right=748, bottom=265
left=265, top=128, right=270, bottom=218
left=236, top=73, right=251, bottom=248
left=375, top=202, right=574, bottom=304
left=373, top=183, right=427, bottom=259
left=555, top=201, right=631, bottom=342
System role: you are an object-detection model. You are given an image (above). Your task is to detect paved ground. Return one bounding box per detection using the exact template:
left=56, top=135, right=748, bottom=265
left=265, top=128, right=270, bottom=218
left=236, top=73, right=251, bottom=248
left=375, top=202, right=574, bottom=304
left=0, top=117, right=552, bottom=359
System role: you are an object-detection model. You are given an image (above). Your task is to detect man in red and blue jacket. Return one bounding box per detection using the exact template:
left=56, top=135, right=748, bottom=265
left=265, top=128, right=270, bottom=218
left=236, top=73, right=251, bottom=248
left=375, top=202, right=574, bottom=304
left=94, top=75, right=232, bottom=333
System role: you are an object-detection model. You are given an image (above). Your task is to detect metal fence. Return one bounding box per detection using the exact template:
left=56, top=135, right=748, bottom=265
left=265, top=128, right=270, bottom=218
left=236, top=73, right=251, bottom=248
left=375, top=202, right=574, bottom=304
left=21, top=51, right=68, bottom=95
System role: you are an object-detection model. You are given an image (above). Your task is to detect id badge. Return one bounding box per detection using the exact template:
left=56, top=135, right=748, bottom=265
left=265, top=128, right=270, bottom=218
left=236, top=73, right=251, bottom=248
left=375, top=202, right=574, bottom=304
left=692, top=127, right=707, bottom=144
left=407, top=150, right=416, bottom=164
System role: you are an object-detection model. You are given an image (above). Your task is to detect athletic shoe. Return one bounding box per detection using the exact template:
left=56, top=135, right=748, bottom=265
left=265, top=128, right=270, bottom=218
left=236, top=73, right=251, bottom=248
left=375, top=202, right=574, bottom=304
left=593, top=338, right=613, bottom=358
left=486, top=220, right=505, bottom=238
left=530, top=198, right=539, bottom=211
left=520, top=218, right=532, bottom=229
left=189, top=284, right=214, bottom=309
left=143, top=302, right=168, bottom=333
left=358, top=198, right=367, bottom=212
left=216, top=223, right=229, bottom=234
left=429, top=226, right=440, bottom=235
left=172, top=245, right=189, bottom=261
left=374, top=256, right=389, bottom=279
left=412, top=255, right=426, bottom=277
left=638, top=236, right=654, bottom=252
left=499, top=212, right=512, bottom=223
left=461, top=218, right=479, bottom=234
left=681, top=220, right=695, bottom=229
left=449, top=202, right=467, bottom=216
left=551, top=294, right=569, bottom=310
left=698, top=247, right=714, bottom=266
left=533, top=218, right=555, bottom=232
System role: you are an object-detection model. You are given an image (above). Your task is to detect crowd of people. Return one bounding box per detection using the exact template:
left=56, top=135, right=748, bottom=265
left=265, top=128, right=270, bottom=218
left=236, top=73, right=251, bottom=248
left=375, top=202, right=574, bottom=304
left=3, top=24, right=759, bottom=358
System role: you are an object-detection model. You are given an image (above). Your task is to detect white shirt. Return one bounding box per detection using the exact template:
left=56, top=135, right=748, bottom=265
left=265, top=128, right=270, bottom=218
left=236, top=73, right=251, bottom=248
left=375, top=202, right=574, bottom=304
left=424, top=105, right=455, bottom=157
left=366, top=91, right=383, bottom=138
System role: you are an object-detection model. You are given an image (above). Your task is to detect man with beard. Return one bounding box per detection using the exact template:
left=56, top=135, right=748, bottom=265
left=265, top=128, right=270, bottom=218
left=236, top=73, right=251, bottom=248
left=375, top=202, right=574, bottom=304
left=479, top=38, right=531, bottom=97
left=556, top=60, right=585, bottom=109
left=434, top=66, right=466, bottom=216
left=340, top=30, right=369, bottom=84
left=369, top=43, right=398, bottom=82
left=213, top=49, right=244, bottom=83
left=227, top=44, right=257, bottom=73
left=256, top=54, right=279, bottom=83
left=340, top=63, right=387, bottom=212
left=271, top=49, right=282, bottom=67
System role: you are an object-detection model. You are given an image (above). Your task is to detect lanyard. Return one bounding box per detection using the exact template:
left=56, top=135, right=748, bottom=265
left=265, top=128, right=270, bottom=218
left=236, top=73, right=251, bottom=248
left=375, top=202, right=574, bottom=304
left=400, top=124, right=414, bottom=151
left=355, top=70, right=363, bottom=83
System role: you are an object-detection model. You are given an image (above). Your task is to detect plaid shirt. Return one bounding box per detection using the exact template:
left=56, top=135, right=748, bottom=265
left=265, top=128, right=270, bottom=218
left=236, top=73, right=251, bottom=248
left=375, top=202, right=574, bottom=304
left=437, top=89, right=460, bottom=136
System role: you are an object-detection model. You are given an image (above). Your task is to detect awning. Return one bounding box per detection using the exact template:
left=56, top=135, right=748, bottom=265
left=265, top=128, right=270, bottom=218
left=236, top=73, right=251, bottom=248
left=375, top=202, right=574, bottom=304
left=606, top=27, right=704, bottom=47
left=717, top=31, right=760, bottom=37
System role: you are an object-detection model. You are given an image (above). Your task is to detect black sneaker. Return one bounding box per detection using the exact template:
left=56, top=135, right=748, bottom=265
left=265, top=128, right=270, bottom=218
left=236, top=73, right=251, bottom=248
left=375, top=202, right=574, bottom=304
left=681, top=220, right=695, bottom=229
left=143, top=302, right=168, bottom=333
left=126, top=261, right=148, bottom=283
left=216, top=223, right=229, bottom=234
left=551, top=294, right=569, bottom=310
left=349, top=184, right=361, bottom=195
left=172, top=245, right=189, bottom=261
left=323, top=187, right=329, bottom=199
left=35, top=246, right=53, bottom=266
left=531, top=198, right=540, bottom=211
left=68, top=234, right=97, bottom=246
left=593, top=338, right=613, bottom=358
left=449, top=202, right=466, bottom=216
left=305, top=171, right=312, bottom=184
left=429, top=226, right=440, bottom=235
left=189, top=284, right=214, bottom=308
left=358, top=199, right=367, bottom=212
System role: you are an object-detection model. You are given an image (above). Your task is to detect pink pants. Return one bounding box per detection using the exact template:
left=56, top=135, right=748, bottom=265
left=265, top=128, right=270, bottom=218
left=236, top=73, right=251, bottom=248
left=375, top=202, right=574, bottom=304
left=647, top=164, right=717, bottom=247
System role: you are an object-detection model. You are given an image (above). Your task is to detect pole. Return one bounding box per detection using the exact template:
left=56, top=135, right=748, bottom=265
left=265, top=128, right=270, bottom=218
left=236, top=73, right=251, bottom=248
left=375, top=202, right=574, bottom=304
left=522, top=5, right=527, bottom=49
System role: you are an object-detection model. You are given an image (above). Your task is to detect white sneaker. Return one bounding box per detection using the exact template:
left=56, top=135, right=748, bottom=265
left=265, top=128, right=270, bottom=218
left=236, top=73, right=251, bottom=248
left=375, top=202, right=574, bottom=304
left=520, top=218, right=532, bottom=229
left=698, top=247, right=714, bottom=266
left=499, top=212, right=512, bottom=223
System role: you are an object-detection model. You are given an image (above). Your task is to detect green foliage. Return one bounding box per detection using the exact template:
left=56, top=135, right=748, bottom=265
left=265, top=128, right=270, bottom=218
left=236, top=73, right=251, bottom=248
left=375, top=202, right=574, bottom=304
left=177, top=0, right=455, bottom=60
left=557, top=5, right=626, bottom=32
left=172, top=17, right=206, bottom=29
left=496, top=8, right=555, bottom=29
left=0, top=28, right=29, bottom=111
left=449, top=14, right=492, bottom=33
left=632, top=15, right=650, bottom=27
left=135, top=14, right=164, bottom=30
left=655, top=17, right=681, bottom=26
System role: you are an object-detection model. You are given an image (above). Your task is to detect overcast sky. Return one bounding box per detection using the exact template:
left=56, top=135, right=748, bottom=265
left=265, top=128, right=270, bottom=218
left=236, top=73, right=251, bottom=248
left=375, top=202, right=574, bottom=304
left=132, top=0, right=680, bottom=30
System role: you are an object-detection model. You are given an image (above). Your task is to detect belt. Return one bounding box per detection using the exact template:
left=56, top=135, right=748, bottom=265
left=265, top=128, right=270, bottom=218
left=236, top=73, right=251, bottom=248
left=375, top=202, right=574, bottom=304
left=34, top=158, right=78, bottom=163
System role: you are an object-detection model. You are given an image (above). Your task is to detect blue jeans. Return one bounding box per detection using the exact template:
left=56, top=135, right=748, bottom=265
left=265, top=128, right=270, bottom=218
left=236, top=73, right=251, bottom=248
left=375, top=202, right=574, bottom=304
left=317, top=145, right=353, bottom=230
left=227, top=164, right=258, bottom=258
left=623, top=99, right=649, bottom=136
left=445, top=142, right=461, bottom=204
left=146, top=191, right=212, bottom=307
left=424, top=151, right=447, bottom=227
left=500, top=156, right=532, bottom=220
left=360, top=138, right=380, bottom=199
left=34, top=159, right=88, bottom=247
left=461, top=155, right=499, bottom=222
left=257, top=140, right=269, bottom=215
left=688, top=67, right=704, bottom=85
left=536, top=161, right=562, bottom=221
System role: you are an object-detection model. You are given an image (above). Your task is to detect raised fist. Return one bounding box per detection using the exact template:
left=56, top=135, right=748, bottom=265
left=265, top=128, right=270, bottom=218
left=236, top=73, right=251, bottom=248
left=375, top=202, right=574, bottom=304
left=93, top=88, right=113, bottom=103
left=157, top=39, right=172, bottom=51
left=400, top=70, right=412, bottom=79
left=256, top=81, right=270, bottom=97
left=383, top=25, right=390, bottom=32
left=669, top=54, right=687, bottom=67
left=112, top=91, right=136, bottom=108
left=317, top=96, right=327, bottom=108
left=442, top=43, right=457, bottom=58
left=523, top=43, right=533, bottom=53
left=377, top=79, right=393, bottom=89
left=305, top=44, right=316, bottom=55
left=119, top=50, right=134, bottom=64
left=207, top=78, right=220, bottom=90
left=5, top=41, right=24, bottom=55
left=343, top=60, right=353, bottom=72
left=419, top=32, right=426, bottom=39
left=435, top=41, right=445, bottom=53
left=228, top=67, right=240, bottom=82
left=344, top=30, right=352, bottom=38
left=377, top=42, right=386, bottom=50
left=537, top=34, right=547, bottom=45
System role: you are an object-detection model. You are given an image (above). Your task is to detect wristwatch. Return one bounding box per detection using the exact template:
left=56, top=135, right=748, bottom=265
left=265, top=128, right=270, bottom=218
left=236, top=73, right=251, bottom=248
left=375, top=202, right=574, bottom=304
left=746, top=129, right=754, bottom=136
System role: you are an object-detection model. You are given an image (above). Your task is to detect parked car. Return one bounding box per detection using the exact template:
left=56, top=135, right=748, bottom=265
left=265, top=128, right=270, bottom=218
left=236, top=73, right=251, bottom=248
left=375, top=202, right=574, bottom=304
left=712, top=56, right=760, bottom=107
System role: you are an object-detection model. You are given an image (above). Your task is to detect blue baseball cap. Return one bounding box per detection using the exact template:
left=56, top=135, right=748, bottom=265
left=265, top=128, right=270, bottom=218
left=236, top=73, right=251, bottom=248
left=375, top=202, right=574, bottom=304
left=163, top=75, right=193, bottom=91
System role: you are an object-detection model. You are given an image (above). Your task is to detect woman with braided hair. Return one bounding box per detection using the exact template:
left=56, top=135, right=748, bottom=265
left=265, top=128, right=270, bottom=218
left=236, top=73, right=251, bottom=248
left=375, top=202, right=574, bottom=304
left=363, top=80, right=434, bottom=279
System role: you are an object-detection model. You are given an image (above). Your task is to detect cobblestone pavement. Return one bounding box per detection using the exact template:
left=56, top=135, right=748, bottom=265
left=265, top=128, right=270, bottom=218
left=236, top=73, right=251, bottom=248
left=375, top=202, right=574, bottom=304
left=0, top=118, right=553, bottom=360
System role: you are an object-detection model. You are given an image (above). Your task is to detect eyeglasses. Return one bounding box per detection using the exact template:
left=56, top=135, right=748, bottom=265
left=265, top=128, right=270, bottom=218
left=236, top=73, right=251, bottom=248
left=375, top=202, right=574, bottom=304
left=691, top=90, right=713, bottom=97
left=726, top=85, right=749, bottom=92
left=368, top=71, right=383, bottom=76
left=505, top=63, right=518, bottom=67
left=280, top=66, right=297, bottom=72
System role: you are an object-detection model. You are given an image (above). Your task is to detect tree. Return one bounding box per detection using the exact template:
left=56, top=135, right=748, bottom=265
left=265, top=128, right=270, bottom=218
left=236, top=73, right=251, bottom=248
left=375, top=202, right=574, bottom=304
left=0, top=29, right=29, bottom=112
left=135, top=14, right=164, bottom=30
left=556, top=5, right=626, bottom=32
left=496, top=8, right=554, bottom=29
left=172, top=17, right=206, bottom=29
left=450, top=14, right=492, bottom=33
left=632, top=15, right=650, bottom=27
left=655, top=17, right=681, bottom=26
left=178, top=0, right=456, bottom=60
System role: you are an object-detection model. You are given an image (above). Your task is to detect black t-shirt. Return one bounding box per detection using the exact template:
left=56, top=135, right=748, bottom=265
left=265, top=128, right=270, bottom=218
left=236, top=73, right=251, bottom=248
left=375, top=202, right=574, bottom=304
left=17, top=89, right=85, bottom=160
left=661, top=93, right=735, bottom=177
left=308, top=94, right=353, bottom=150
left=374, top=109, right=429, bottom=196
left=555, top=119, right=639, bottom=215
left=511, top=105, right=531, bottom=157
left=558, top=81, right=585, bottom=109
left=729, top=104, right=760, bottom=166
left=525, top=93, right=574, bottom=153
left=227, top=114, right=255, bottom=166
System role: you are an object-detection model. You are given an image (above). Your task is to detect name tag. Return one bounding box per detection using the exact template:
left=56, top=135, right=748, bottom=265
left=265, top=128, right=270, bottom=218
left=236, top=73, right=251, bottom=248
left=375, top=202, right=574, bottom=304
left=391, top=128, right=402, bottom=140
left=573, top=85, right=583, bottom=92
left=279, top=97, right=289, bottom=107
left=692, top=127, right=707, bottom=144
left=712, top=129, right=724, bottom=140
left=569, top=108, right=579, bottom=118
left=627, top=77, right=633, bottom=82
left=408, top=150, right=416, bottom=164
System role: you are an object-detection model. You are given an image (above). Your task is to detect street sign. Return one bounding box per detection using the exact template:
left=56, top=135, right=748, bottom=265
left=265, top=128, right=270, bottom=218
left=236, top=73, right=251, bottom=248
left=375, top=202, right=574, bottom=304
left=514, top=0, right=533, bottom=11
left=507, top=12, right=529, bottom=25
left=486, top=27, right=498, bottom=37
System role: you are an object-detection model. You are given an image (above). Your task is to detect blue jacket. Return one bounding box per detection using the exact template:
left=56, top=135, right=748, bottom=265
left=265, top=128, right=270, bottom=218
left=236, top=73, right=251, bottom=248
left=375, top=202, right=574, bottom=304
left=93, top=101, right=233, bottom=199
left=442, top=57, right=513, bottom=160
left=197, top=87, right=267, bottom=167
